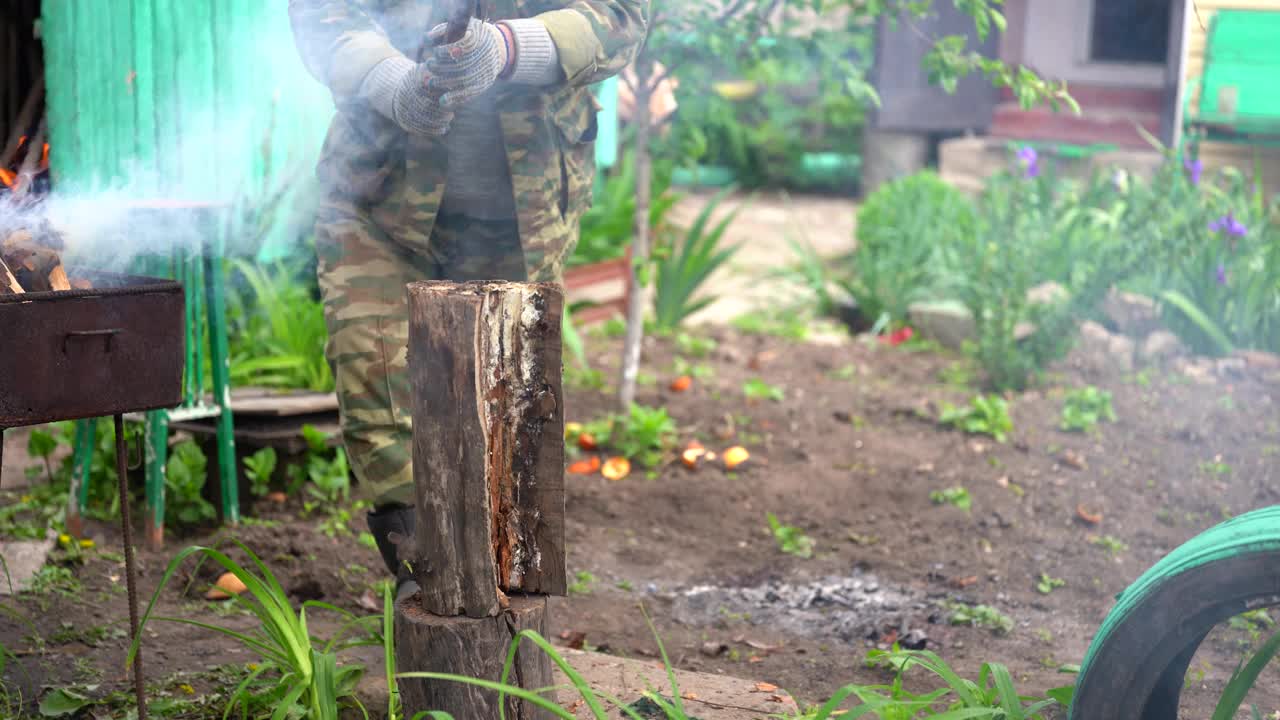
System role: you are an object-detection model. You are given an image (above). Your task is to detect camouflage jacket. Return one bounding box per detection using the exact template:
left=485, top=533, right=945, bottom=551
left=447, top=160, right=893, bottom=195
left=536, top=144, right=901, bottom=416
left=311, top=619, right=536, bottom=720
left=288, top=0, right=648, bottom=280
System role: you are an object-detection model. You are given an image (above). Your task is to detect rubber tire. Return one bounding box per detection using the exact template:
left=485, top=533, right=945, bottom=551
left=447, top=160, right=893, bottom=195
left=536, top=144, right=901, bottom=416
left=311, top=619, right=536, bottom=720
left=1071, top=506, right=1280, bottom=719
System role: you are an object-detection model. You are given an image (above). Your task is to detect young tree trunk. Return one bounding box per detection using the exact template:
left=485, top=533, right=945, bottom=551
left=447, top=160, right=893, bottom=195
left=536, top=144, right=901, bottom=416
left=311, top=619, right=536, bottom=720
left=405, top=281, right=568, bottom=618
left=618, top=55, right=654, bottom=410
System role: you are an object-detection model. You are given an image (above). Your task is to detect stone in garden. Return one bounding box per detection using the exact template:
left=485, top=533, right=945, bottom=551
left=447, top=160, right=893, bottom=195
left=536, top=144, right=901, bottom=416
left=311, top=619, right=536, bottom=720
left=1027, top=282, right=1068, bottom=306
left=0, top=531, right=55, bottom=595
left=1238, top=350, right=1280, bottom=371
left=1139, top=331, right=1186, bottom=365
left=1103, top=289, right=1161, bottom=338
left=1077, top=321, right=1134, bottom=373
left=908, top=300, right=974, bottom=351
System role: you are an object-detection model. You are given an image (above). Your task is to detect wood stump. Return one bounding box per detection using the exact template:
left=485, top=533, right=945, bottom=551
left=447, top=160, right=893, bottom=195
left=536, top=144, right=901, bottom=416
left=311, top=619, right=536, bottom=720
left=395, top=595, right=554, bottom=719
left=398, top=281, right=566, bottom=720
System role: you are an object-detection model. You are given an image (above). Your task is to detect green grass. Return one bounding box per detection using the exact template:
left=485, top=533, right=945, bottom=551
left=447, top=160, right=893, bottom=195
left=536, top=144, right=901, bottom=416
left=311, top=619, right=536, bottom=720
left=930, top=487, right=972, bottom=512
left=743, top=378, right=785, bottom=402
left=767, top=513, right=815, bottom=559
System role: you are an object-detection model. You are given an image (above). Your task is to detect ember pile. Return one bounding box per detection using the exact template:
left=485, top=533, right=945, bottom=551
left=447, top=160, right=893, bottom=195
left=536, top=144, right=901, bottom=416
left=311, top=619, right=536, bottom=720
left=0, top=221, right=90, bottom=295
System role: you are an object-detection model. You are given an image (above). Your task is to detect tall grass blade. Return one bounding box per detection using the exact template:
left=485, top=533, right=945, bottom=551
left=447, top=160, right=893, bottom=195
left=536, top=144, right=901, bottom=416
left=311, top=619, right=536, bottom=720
left=1211, top=626, right=1280, bottom=720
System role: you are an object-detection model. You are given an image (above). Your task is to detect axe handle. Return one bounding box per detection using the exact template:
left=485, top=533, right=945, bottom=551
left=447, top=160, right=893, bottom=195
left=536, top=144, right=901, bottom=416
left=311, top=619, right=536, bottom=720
left=439, top=0, right=477, bottom=45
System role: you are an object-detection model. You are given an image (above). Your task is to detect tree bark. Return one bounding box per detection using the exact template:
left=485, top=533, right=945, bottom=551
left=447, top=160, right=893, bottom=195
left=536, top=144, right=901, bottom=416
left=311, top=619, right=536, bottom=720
left=406, top=280, right=567, bottom=617
left=395, top=594, right=555, bottom=720
left=618, top=55, right=654, bottom=410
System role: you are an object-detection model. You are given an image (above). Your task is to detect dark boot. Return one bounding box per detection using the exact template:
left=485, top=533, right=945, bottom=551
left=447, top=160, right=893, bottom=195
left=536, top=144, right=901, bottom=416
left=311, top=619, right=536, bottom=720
left=366, top=505, right=419, bottom=601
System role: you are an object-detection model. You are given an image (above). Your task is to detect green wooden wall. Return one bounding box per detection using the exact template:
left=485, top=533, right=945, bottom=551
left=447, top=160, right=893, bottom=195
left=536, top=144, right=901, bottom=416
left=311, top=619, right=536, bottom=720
left=41, top=0, right=332, bottom=255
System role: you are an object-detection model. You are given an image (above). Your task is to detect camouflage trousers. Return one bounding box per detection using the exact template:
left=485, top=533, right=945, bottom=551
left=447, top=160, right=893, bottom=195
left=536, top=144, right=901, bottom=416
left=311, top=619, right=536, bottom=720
left=315, top=204, right=533, bottom=509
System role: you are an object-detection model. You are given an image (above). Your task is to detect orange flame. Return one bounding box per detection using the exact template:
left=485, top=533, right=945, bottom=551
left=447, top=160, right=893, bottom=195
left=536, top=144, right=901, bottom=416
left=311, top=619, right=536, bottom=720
left=0, top=169, right=14, bottom=188
left=40, top=143, right=49, bottom=168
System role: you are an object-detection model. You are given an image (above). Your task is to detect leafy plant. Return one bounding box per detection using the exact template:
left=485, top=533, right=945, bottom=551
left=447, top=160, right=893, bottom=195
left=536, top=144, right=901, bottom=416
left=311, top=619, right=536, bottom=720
left=930, top=487, right=972, bottom=512
left=847, top=171, right=977, bottom=325
left=939, top=396, right=1013, bottom=442
left=128, top=540, right=376, bottom=720
left=568, top=571, right=596, bottom=596
left=767, top=512, right=815, bottom=559
left=1061, top=386, right=1116, bottom=432
left=226, top=257, right=333, bottom=393
left=585, top=405, right=678, bottom=469
left=651, top=186, right=744, bottom=331
left=945, top=602, right=1014, bottom=635
left=573, top=151, right=680, bottom=268
left=26, top=428, right=57, bottom=484
left=1091, top=535, right=1128, bottom=556
left=742, top=378, right=784, bottom=402
left=245, top=447, right=279, bottom=498
left=292, top=425, right=350, bottom=506
left=165, top=440, right=217, bottom=526
left=1036, top=573, right=1065, bottom=595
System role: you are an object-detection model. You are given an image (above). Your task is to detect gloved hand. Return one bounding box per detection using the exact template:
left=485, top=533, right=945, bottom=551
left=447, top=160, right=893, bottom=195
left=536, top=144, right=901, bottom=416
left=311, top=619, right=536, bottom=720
left=425, top=18, right=512, bottom=110
left=391, top=62, right=454, bottom=136
left=360, top=56, right=454, bottom=136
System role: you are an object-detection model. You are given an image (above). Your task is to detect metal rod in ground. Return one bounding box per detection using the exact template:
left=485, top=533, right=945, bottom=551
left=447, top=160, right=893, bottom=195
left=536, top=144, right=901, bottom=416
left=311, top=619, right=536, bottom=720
left=115, top=414, right=148, bottom=720
left=0, top=426, right=5, bottom=490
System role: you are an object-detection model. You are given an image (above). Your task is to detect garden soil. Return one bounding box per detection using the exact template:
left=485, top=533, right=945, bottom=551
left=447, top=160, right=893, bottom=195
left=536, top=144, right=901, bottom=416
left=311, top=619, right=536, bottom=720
left=3, top=326, right=1280, bottom=718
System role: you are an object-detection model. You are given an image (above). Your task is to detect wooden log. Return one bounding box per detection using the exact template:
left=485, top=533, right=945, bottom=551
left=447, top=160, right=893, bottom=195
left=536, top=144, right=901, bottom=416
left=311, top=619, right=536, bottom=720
left=406, top=280, right=567, bottom=618
left=394, top=595, right=555, bottom=719
left=2, top=230, right=61, bottom=292
left=0, top=256, right=23, bottom=295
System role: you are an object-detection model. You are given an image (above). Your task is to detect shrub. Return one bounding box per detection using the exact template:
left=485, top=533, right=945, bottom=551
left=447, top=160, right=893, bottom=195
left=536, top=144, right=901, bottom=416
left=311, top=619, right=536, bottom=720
left=847, top=171, right=977, bottom=325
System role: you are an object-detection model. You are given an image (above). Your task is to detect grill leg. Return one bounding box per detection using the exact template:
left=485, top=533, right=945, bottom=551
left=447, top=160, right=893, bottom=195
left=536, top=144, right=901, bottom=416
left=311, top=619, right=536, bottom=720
left=115, top=415, right=148, bottom=720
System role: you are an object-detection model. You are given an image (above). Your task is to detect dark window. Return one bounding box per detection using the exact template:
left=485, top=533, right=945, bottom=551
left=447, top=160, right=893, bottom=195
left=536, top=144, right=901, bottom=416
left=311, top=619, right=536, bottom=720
left=1090, top=0, right=1172, bottom=64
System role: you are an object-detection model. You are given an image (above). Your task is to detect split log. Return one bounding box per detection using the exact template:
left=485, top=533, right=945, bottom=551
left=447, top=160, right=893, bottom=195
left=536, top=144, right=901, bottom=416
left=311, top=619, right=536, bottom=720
left=406, top=280, right=567, bottom=618
left=2, top=230, right=63, bottom=292
left=394, top=595, right=554, bottom=719
left=0, top=256, right=23, bottom=295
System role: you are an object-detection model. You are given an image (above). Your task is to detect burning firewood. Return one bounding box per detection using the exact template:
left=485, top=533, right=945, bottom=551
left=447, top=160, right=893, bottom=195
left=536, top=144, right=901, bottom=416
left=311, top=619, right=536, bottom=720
left=1, top=227, right=70, bottom=292
left=0, top=256, right=24, bottom=295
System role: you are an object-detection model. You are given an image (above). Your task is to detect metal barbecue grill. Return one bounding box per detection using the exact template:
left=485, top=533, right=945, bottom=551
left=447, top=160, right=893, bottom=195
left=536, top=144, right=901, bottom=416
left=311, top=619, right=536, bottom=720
left=0, top=270, right=185, bottom=720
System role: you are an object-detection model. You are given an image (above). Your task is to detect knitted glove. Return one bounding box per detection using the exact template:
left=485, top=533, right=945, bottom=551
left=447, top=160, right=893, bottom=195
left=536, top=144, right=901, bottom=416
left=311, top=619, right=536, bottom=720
left=360, top=56, right=454, bottom=136
left=425, top=18, right=510, bottom=110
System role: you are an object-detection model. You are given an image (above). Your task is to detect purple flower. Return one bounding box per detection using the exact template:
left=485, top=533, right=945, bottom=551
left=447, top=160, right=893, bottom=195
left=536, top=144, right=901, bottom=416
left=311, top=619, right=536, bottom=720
left=1216, top=264, right=1227, bottom=286
left=1184, top=156, right=1203, bottom=186
left=1017, top=146, right=1040, bottom=178
left=1209, top=211, right=1247, bottom=238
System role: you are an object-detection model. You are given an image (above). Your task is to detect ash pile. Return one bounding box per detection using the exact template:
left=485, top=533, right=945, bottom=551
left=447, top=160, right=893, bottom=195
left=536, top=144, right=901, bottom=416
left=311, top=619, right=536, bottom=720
left=669, top=569, right=934, bottom=648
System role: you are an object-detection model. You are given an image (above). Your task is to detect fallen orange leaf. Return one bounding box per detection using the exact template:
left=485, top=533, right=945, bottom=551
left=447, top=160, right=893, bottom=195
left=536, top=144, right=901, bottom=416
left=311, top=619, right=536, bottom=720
left=723, top=446, right=750, bottom=470
left=602, top=457, right=631, bottom=481
left=568, top=457, right=601, bottom=474
left=754, top=682, right=779, bottom=693
left=1076, top=504, right=1103, bottom=525
left=670, top=375, right=693, bottom=392
left=578, top=433, right=598, bottom=451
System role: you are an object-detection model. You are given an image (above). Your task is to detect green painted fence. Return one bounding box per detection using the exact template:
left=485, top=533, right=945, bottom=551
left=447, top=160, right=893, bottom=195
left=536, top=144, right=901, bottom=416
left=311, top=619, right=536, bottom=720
left=41, top=0, right=332, bottom=257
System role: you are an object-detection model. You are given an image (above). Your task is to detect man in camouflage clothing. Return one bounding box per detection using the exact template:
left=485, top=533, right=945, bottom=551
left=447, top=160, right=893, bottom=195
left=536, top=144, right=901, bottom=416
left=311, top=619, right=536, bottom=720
left=288, top=0, right=647, bottom=598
